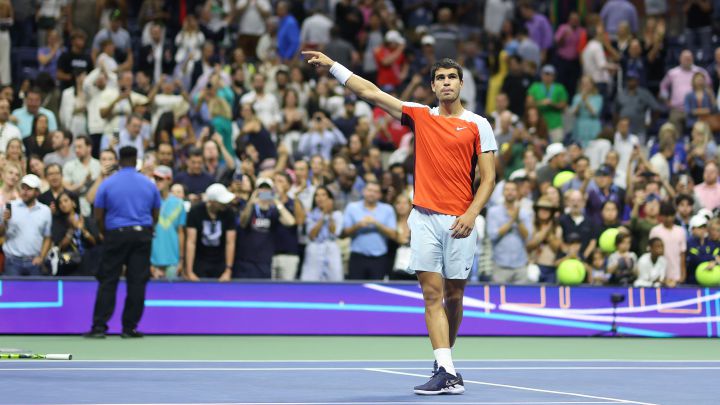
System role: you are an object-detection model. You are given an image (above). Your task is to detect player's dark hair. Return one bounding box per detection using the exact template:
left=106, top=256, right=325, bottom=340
left=430, top=58, right=463, bottom=82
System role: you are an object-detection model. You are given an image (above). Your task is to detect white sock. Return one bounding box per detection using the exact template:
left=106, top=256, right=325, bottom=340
left=433, top=348, right=456, bottom=376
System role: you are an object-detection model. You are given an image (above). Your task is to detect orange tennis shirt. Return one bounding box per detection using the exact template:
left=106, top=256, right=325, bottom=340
left=401, top=102, right=498, bottom=216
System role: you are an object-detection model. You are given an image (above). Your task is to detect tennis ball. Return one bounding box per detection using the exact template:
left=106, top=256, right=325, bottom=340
left=599, top=228, right=619, bottom=253
left=553, top=171, right=575, bottom=188
left=696, top=262, right=720, bottom=287
left=557, top=259, right=586, bottom=285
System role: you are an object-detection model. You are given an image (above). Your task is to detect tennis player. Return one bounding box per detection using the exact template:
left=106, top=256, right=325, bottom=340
left=304, top=51, right=497, bottom=395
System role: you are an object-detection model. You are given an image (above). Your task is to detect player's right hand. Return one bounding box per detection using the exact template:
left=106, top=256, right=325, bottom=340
left=302, top=51, right=335, bottom=68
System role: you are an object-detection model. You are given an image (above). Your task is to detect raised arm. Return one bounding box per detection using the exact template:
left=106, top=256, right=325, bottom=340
left=303, top=51, right=403, bottom=120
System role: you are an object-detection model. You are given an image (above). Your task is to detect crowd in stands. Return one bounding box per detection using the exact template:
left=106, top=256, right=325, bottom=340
left=2, top=0, right=720, bottom=288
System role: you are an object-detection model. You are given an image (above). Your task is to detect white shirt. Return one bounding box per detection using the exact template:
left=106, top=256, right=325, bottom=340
left=236, top=0, right=271, bottom=36
left=98, top=87, right=149, bottom=136
left=634, top=253, right=666, bottom=287
left=59, top=86, right=88, bottom=136
left=174, top=30, right=205, bottom=64
left=240, top=91, right=281, bottom=129
left=484, top=0, right=514, bottom=36
left=300, top=13, right=334, bottom=46
left=649, top=152, right=670, bottom=183
left=1, top=200, right=52, bottom=258
left=613, top=131, right=639, bottom=181
left=0, top=121, right=22, bottom=153
left=581, top=39, right=610, bottom=84
left=84, top=68, right=118, bottom=135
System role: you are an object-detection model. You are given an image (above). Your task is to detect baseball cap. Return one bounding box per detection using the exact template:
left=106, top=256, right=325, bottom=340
left=21, top=174, right=42, bottom=190
left=420, top=35, right=435, bottom=46
left=595, top=164, right=613, bottom=177
left=385, top=30, right=405, bottom=45
left=256, top=177, right=274, bottom=189
left=690, top=214, right=708, bottom=229
left=508, top=169, right=528, bottom=181
left=205, top=183, right=235, bottom=204
left=153, top=165, right=173, bottom=180
left=541, top=65, right=556, bottom=75
left=544, top=143, right=566, bottom=162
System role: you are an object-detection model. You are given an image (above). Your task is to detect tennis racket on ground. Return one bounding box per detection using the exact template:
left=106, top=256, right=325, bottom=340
left=0, top=353, right=72, bottom=360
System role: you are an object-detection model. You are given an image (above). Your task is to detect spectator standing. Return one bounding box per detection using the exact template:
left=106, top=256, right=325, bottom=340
left=585, top=164, right=626, bottom=225
left=12, top=88, right=58, bottom=138
left=0, top=0, right=11, bottom=86
left=91, top=10, right=133, bottom=72
left=342, top=181, right=397, bottom=280
left=43, top=130, right=76, bottom=167
left=685, top=214, right=717, bottom=285
left=660, top=50, right=712, bottom=129
left=635, top=237, right=667, bottom=287
left=374, top=30, right=408, bottom=92
left=300, top=186, right=344, bottom=281
left=526, top=197, right=562, bottom=283
left=57, top=29, right=93, bottom=90
left=59, top=73, right=89, bottom=137
left=271, top=171, right=304, bottom=280
left=615, top=71, right=665, bottom=137
left=570, top=76, right=603, bottom=147
left=175, top=148, right=215, bottom=203
left=553, top=12, right=584, bottom=100
left=527, top=65, right=568, bottom=142
left=85, top=146, right=160, bottom=339
left=600, top=0, right=639, bottom=36
left=0, top=98, right=21, bottom=153
left=518, top=0, right=553, bottom=62
left=560, top=190, right=598, bottom=259
left=276, top=1, right=300, bottom=64
left=649, top=202, right=687, bottom=287
left=694, top=161, right=720, bottom=210
left=37, top=28, right=65, bottom=79
left=487, top=180, right=533, bottom=284
left=236, top=178, right=296, bottom=278
left=0, top=175, right=52, bottom=276
left=150, top=166, right=186, bottom=281
left=63, top=135, right=100, bottom=217
left=23, top=114, right=54, bottom=160
left=49, top=191, right=98, bottom=276
left=298, top=112, right=347, bottom=161
left=233, top=0, right=272, bottom=60
left=684, top=72, right=717, bottom=129
left=184, top=183, right=236, bottom=281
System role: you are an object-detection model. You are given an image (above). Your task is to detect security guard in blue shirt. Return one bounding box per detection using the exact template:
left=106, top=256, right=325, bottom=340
left=84, top=146, right=161, bottom=338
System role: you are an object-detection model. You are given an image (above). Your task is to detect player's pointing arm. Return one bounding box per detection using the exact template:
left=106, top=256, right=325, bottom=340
left=303, top=51, right=403, bottom=120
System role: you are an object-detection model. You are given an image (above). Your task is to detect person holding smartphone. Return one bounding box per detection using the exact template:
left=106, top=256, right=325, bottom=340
left=0, top=175, right=53, bottom=276
left=235, top=177, right=296, bottom=278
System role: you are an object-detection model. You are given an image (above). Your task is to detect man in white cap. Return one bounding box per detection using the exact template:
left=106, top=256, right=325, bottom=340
left=0, top=174, right=52, bottom=276
left=536, top=142, right=568, bottom=185
left=150, top=165, right=186, bottom=280
left=184, top=183, right=236, bottom=282
left=527, top=64, right=568, bottom=142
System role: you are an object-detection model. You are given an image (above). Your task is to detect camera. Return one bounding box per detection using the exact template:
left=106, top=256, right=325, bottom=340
left=258, top=190, right=275, bottom=201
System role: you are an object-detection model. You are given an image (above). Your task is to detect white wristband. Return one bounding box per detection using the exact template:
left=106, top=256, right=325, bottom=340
left=329, top=62, right=353, bottom=86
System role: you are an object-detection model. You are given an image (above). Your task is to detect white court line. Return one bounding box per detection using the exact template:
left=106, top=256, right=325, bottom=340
left=365, top=369, right=657, bottom=405
left=2, top=365, right=720, bottom=372
left=63, top=402, right=620, bottom=405
left=12, top=359, right=720, bottom=363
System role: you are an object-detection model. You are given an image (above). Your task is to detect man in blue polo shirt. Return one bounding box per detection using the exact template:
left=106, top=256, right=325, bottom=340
left=342, top=181, right=397, bottom=279
left=85, top=146, right=161, bottom=339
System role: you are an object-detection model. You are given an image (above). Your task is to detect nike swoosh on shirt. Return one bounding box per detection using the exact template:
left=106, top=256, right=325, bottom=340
left=455, top=127, right=467, bottom=131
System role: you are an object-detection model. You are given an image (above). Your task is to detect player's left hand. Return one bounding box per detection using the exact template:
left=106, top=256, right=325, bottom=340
left=450, top=212, right=475, bottom=239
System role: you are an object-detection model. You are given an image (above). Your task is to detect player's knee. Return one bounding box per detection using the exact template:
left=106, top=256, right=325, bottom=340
left=444, top=293, right=463, bottom=308
left=421, top=286, right=444, bottom=306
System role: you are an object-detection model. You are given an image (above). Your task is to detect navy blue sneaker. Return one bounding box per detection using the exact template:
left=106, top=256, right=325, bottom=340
left=432, top=360, right=438, bottom=374
left=414, top=367, right=465, bottom=395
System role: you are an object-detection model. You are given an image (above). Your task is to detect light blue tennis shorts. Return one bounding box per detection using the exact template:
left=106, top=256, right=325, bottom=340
left=407, top=206, right=476, bottom=279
